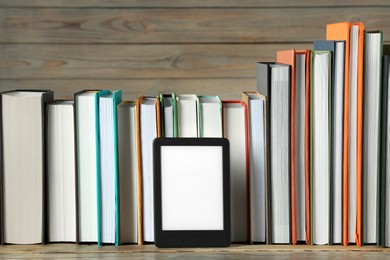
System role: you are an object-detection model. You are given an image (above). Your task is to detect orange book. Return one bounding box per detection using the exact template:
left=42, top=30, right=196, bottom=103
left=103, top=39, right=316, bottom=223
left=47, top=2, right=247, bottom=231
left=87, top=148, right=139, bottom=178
left=136, top=95, right=161, bottom=245
left=277, top=50, right=311, bottom=245
left=326, top=22, right=364, bottom=246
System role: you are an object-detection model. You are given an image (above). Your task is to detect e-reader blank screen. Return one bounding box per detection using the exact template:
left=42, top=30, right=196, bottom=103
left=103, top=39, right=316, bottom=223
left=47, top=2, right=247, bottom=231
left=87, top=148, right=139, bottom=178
left=161, top=146, right=224, bottom=231
left=154, top=137, right=230, bottom=248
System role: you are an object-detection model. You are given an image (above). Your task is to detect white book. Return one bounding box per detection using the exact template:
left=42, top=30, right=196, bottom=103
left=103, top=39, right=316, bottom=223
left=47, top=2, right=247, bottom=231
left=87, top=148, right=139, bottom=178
left=199, top=96, right=222, bottom=138
left=99, top=90, right=121, bottom=244
left=47, top=100, right=77, bottom=243
left=333, top=41, right=345, bottom=244
left=223, top=101, right=248, bottom=242
left=177, top=94, right=198, bottom=137
left=311, top=51, right=331, bottom=245
left=243, top=92, right=266, bottom=243
left=269, top=65, right=291, bottom=244
left=363, top=31, right=382, bottom=244
left=75, top=90, right=106, bottom=242
left=295, top=54, right=306, bottom=242
left=139, top=97, right=158, bottom=242
left=1, top=90, right=53, bottom=244
left=118, top=102, right=138, bottom=244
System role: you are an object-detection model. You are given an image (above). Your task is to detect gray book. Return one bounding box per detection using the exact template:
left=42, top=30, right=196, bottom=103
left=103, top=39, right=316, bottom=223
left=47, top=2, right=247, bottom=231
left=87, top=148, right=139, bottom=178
left=380, top=47, right=390, bottom=248
left=1, top=90, right=53, bottom=244
left=256, top=62, right=291, bottom=244
left=362, top=30, right=383, bottom=245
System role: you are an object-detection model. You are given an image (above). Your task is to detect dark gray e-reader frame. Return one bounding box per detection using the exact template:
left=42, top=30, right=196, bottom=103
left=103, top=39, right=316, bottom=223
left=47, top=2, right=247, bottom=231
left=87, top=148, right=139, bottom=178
left=153, top=138, right=231, bottom=248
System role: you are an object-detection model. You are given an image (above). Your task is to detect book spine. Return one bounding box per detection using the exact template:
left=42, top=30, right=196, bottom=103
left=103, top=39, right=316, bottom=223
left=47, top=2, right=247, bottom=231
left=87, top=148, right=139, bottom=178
left=0, top=94, right=3, bottom=245
left=135, top=97, right=144, bottom=245
left=42, top=91, right=54, bottom=245
left=113, top=91, right=122, bottom=246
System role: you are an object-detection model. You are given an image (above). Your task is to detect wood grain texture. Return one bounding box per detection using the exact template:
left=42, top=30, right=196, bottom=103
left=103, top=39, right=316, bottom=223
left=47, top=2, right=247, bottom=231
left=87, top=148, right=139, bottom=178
left=1, top=0, right=389, bottom=8
left=0, top=79, right=256, bottom=100
left=0, top=244, right=389, bottom=259
left=0, top=7, right=389, bottom=44
left=0, top=44, right=311, bottom=79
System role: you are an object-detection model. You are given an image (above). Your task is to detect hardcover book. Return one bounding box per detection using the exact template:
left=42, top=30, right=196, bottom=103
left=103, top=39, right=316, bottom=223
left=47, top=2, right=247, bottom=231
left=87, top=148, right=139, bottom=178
left=256, top=62, right=291, bottom=244
left=1, top=89, right=54, bottom=244
left=277, top=49, right=311, bottom=245
left=326, top=22, right=364, bottom=246
left=222, top=100, right=249, bottom=243
left=313, top=40, right=346, bottom=245
left=47, top=100, right=77, bottom=243
left=75, top=89, right=110, bottom=243
left=98, top=90, right=122, bottom=245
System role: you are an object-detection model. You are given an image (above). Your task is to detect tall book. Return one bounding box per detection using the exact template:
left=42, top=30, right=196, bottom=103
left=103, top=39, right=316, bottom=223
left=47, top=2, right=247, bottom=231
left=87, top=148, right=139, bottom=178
left=222, top=101, right=249, bottom=242
left=310, top=51, right=332, bottom=245
left=159, top=93, right=178, bottom=138
left=117, top=101, right=139, bottom=244
left=98, top=90, right=122, bottom=245
left=198, top=96, right=223, bottom=138
left=326, top=21, right=364, bottom=246
left=1, top=90, right=53, bottom=244
left=75, top=89, right=109, bottom=243
left=277, top=49, right=311, bottom=245
left=176, top=94, right=199, bottom=137
left=362, top=31, right=383, bottom=245
left=47, top=100, right=77, bottom=243
left=256, top=62, right=291, bottom=244
left=136, top=96, right=161, bottom=244
left=313, top=40, right=346, bottom=245
left=380, top=49, right=390, bottom=248
left=242, top=92, right=267, bottom=243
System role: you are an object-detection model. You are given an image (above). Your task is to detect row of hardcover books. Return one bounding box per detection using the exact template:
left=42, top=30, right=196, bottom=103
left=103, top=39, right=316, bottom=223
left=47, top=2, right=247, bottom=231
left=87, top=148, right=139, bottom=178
left=0, top=21, right=389, bottom=247
left=259, top=21, right=390, bottom=247
left=0, top=89, right=252, bottom=245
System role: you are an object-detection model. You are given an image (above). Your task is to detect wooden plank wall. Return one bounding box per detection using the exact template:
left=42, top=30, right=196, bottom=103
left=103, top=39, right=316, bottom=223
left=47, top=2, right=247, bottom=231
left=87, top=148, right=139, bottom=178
left=0, top=0, right=389, bottom=100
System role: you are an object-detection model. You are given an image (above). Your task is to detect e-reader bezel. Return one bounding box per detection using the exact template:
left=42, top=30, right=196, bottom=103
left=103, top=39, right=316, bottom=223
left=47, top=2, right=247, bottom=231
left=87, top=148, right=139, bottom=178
left=153, top=137, right=230, bottom=248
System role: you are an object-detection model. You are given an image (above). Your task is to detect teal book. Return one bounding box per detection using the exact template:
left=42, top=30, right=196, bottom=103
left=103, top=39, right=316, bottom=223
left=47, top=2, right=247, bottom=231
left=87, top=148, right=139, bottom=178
left=98, top=90, right=122, bottom=246
left=159, top=93, right=178, bottom=138
left=75, top=89, right=110, bottom=244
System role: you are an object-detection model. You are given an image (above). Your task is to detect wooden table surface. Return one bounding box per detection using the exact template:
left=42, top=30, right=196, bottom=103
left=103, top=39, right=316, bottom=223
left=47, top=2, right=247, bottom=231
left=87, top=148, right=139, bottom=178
left=0, top=244, right=389, bottom=259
